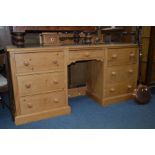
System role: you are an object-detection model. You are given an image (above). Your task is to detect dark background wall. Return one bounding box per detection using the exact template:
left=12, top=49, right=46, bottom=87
left=0, top=26, right=12, bottom=48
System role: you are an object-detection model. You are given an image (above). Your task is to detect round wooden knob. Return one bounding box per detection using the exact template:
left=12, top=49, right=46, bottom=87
left=50, top=38, right=55, bottom=43
left=128, top=85, right=132, bottom=89
left=53, top=80, right=59, bottom=84
left=110, top=88, right=115, bottom=92
left=130, top=53, right=135, bottom=57
left=84, top=52, right=90, bottom=57
left=25, top=84, right=31, bottom=88
left=54, top=98, right=59, bottom=103
left=27, top=103, right=33, bottom=108
left=24, top=61, right=30, bottom=66
left=112, top=54, right=117, bottom=59
left=53, top=60, right=58, bottom=65
left=111, top=71, right=116, bottom=76
left=128, top=69, right=133, bottom=73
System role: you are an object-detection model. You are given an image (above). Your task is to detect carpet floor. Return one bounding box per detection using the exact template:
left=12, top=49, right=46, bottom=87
left=0, top=93, right=155, bottom=129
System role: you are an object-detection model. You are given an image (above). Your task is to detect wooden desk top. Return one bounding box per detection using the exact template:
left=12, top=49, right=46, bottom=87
left=7, top=43, right=138, bottom=53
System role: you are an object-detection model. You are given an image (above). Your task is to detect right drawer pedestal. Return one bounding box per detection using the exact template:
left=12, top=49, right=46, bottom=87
left=103, top=47, right=138, bottom=105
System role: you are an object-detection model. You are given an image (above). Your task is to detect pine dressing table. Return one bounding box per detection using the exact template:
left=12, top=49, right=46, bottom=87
left=7, top=44, right=138, bottom=125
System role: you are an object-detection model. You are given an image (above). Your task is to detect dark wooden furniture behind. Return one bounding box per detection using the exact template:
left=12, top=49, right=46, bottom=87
left=146, top=27, right=155, bottom=85
left=10, top=26, right=96, bottom=47
left=12, top=26, right=95, bottom=32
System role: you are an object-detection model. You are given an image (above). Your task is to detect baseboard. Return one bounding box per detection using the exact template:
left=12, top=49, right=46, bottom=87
left=87, top=90, right=133, bottom=106
left=86, top=91, right=103, bottom=104
left=15, top=106, right=71, bottom=125
left=102, top=93, right=133, bottom=106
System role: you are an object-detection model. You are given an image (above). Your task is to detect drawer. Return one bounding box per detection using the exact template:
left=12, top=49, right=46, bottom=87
left=15, top=51, right=64, bottom=74
left=106, top=65, right=138, bottom=84
left=69, top=49, right=104, bottom=63
left=17, top=72, right=65, bottom=96
left=40, top=33, right=60, bottom=46
left=105, top=82, right=136, bottom=97
left=20, top=91, right=66, bottom=115
left=107, top=48, right=138, bottom=66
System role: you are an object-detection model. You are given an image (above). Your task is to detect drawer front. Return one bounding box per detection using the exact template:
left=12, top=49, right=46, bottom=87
left=20, top=91, right=66, bottom=115
left=106, top=65, right=138, bottom=84
left=69, top=49, right=104, bottom=62
left=105, top=82, right=136, bottom=97
left=15, top=52, right=64, bottom=73
left=40, top=33, right=60, bottom=46
left=107, top=48, right=138, bottom=66
left=17, top=72, right=65, bottom=96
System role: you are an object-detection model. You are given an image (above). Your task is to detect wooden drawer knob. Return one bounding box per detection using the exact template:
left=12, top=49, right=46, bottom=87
left=24, top=61, right=30, bottom=66
left=130, top=53, right=135, bottom=57
left=27, top=103, right=33, bottom=108
left=53, top=79, right=59, bottom=84
left=25, top=84, right=31, bottom=89
left=112, top=54, right=117, bottom=59
left=111, top=71, right=116, bottom=76
left=128, top=85, right=132, bottom=89
left=84, top=52, right=90, bottom=57
left=128, top=69, right=133, bottom=73
left=110, top=88, right=115, bottom=92
left=52, top=60, right=58, bottom=65
left=50, top=38, right=55, bottom=43
left=54, top=98, right=59, bottom=103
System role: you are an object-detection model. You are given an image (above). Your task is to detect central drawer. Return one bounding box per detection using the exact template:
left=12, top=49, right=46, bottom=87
left=15, top=51, right=64, bottom=74
left=17, top=72, right=65, bottom=96
left=69, top=49, right=104, bottom=62
left=20, top=90, right=66, bottom=115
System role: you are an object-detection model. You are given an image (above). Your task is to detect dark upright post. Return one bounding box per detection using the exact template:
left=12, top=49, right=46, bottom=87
left=12, top=32, right=25, bottom=47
